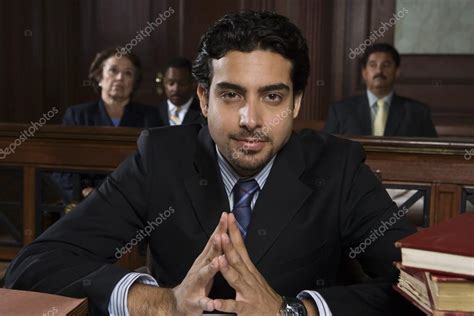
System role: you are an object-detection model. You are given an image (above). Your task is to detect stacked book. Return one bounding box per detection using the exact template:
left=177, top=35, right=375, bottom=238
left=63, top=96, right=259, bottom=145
left=394, top=212, right=474, bottom=315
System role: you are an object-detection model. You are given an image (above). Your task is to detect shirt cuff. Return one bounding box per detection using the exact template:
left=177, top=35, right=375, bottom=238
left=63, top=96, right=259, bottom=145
left=108, top=272, right=158, bottom=316
left=297, top=290, right=333, bottom=316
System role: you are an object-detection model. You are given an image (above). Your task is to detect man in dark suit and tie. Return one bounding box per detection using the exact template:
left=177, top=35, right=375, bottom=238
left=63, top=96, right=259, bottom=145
left=158, top=57, right=205, bottom=126
left=324, top=43, right=437, bottom=137
left=5, top=12, right=421, bottom=316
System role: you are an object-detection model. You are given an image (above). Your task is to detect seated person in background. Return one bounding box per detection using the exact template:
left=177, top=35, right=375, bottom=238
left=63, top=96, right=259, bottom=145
left=64, top=47, right=163, bottom=127
left=324, top=43, right=437, bottom=137
left=53, top=48, right=164, bottom=201
left=6, top=12, right=421, bottom=316
left=158, top=56, right=205, bottom=126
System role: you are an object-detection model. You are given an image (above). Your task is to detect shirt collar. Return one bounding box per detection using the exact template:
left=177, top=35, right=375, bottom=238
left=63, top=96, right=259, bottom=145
left=167, top=97, right=194, bottom=113
left=366, top=90, right=394, bottom=108
left=215, top=145, right=276, bottom=197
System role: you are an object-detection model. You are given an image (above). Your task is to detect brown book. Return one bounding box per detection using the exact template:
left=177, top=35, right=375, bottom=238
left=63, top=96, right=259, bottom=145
left=0, top=288, right=87, bottom=316
left=394, top=263, right=474, bottom=315
left=395, top=213, right=474, bottom=278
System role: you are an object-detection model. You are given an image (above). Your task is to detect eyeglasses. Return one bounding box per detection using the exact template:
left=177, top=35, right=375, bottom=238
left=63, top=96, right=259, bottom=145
left=104, top=66, right=135, bottom=79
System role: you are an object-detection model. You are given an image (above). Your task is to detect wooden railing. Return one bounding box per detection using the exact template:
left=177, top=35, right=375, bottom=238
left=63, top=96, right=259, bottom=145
left=1, top=123, right=473, bottom=269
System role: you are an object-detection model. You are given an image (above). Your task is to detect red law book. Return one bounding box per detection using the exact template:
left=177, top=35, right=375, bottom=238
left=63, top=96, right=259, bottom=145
left=395, top=213, right=474, bottom=278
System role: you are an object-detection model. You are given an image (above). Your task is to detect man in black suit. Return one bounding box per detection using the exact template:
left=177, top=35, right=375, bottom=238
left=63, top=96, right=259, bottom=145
left=5, top=12, right=421, bottom=316
left=324, top=43, right=437, bottom=137
left=158, top=57, right=205, bottom=126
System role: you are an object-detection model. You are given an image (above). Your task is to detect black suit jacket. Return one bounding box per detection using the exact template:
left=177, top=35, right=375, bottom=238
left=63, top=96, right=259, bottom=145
left=63, top=99, right=164, bottom=127
left=158, top=97, right=205, bottom=126
left=324, top=94, right=438, bottom=137
left=5, top=125, right=421, bottom=315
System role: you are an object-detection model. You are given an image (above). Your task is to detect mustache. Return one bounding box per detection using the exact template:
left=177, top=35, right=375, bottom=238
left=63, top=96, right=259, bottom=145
left=231, top=130, right=270, bottom=142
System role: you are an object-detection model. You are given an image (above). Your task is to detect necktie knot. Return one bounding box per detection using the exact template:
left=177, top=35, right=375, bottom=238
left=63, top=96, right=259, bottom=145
left=232, top=179, right=259, bottom=238
left=376, top=99, right=385, bottom=110
left=169, top=106, right=182, bottom=125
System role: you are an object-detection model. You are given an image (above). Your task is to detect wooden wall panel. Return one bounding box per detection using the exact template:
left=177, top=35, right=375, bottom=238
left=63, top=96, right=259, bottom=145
left=430, top=184, right=462, bottom=225
left=328, top=0, right=474, bottom=124
left=0, top=0, right=472, bottom=129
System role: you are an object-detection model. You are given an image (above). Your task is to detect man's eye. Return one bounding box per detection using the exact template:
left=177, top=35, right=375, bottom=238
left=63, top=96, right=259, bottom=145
left=221, top=92, right=240, bottom=100
left=264, top=93, right=282, bottom=103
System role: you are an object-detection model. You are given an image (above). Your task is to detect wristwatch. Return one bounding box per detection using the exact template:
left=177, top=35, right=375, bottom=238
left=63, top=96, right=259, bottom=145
left=279, top=296, right=308, bottom=316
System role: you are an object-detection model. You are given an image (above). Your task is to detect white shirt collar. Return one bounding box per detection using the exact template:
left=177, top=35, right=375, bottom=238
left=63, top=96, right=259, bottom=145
left=367, top=90, right=394, bottom=108
left=215, top=145, right=276, bottom=197
left=167, top=96, right=194, bottom=113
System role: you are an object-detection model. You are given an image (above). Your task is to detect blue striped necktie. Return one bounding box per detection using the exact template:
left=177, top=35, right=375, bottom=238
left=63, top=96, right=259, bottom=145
left=232, top=179, right=259, bottom=238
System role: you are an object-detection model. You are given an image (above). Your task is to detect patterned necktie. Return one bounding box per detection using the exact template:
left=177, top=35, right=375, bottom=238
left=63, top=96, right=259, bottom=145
left=373, top=99, right=387, bottom=136
left=232, top=179, right=259, bottom=238
left=169, top=107, right=182, bottom=126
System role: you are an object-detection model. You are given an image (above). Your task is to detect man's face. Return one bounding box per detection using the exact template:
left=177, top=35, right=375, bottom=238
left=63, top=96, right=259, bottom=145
left=198, top=50, right=302, bottom=177
left=362, top=52, right=400, bottom=97
left=163, top=67, right=196, bottom=106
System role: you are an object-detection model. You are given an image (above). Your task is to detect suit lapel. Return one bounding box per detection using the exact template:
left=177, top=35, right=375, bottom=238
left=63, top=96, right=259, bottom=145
left=97, top=99, right=113, bottom=126
left=245, top=134, right=312, bottom=265
left=184, top=128, right=313, bottom=265
left=119, top=103, right=138, bottom=127
left=182, top=97, right=202, bottom=125
left=158, top=101, right=170, bottom=126
left=184, top=127, right=229, bottom=237
left=356, top=96, right=372, bottom=135
left=384, top=95, right=405, bottom=136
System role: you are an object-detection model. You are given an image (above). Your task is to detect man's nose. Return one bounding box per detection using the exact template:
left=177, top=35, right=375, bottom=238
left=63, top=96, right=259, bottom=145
left=375, top=63, right=384, bottom=72
left=239, top=99, right=261, bottom=130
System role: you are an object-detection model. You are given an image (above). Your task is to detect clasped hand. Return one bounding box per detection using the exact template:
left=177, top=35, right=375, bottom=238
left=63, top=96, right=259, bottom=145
left=172, top=212, right=283, bottom=316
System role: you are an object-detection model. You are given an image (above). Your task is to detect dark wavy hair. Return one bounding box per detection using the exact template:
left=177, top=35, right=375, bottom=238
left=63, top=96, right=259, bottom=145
left=192, top=11, right=310, bottom=93
left=361, top=43, right=400, bottom=68
left=88, top=47, right=143, bottom=93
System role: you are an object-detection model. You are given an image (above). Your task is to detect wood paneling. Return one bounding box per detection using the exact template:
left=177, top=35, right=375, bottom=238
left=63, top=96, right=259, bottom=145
left=328, top=0, right=474, bottom=123
left=1, top=0, right=472, bottom=131
left=430, top=184, right=462, bottom=225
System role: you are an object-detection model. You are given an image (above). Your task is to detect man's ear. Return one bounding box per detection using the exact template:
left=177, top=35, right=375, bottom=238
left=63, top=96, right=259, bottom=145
left=197, top=85, right=209, bottom=117
left=292, top=91, right=303, bottom=119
